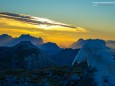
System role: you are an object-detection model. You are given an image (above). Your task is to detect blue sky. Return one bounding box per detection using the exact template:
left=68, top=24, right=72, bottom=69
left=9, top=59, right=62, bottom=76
left=0, top=0, right=115, bottom=45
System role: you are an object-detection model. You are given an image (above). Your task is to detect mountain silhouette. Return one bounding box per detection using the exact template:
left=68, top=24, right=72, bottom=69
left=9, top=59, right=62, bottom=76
left=69, top=38, right=86, bottom=49
left=0, top=34, right=43, bottom=46
left=39, top=42, right=60, bottom=55
left=0, top=34, right=13, bottom=46
left=0, top=41, right=54, bottom=70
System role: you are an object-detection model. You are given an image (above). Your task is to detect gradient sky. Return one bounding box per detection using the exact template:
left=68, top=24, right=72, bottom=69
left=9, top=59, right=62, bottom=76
left=0, top=0, right=115, bottom=47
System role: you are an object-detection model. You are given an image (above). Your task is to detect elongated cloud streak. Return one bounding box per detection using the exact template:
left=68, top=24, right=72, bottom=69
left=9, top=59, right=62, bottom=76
left=0, top=12, right=88, bottom=32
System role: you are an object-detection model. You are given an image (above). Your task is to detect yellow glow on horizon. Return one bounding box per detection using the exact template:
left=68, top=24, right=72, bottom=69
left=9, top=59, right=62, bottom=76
left=0, top=17, right=88, bottom=33
left=0, top=15, right=114, bottom=47
left=0, top=28, right=114, bottom=47
left=0, top=18, right=38, bottom=29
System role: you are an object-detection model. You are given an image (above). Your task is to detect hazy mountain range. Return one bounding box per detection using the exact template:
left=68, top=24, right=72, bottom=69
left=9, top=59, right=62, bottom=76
left=69, top=38, right=115, bottom=50
left=0, top=34, right=115, bottom=49
left=0, top=34, right=115, bottom=85
left=0, top=34, right=81, bottom=69
left=0, top=34, right=115, bottom=69
left=0, top=34, right=43, bottom=46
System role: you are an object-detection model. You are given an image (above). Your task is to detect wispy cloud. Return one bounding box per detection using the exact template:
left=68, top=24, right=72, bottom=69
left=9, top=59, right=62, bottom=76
left=92, top=1, right=115, bottom=6
left=0, top=12, right=88, bottom=32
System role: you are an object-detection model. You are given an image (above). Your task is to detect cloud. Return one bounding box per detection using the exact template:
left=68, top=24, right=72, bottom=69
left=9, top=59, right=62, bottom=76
left=92, top=1, right=115, bottom=6
left=0, top=12, right=88, bottom=32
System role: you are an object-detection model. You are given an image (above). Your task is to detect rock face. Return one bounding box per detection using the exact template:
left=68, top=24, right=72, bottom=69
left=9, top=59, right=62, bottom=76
left=0, top=41, right=54, bottom=70
left=72, top=39, right=115, bottom=86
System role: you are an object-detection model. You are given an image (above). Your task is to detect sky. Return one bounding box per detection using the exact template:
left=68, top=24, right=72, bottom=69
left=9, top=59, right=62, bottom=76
left=0, top=0, right=115, bottom=47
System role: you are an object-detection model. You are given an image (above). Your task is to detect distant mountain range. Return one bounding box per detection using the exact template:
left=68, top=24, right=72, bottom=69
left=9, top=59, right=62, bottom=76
left=0, top=34, right=43, bottom=46
left=0, top=34, right=62, bottom=56
left=0, top=34, right=115, bottom=68
left=0, top=34, right=114, bottom=50
left=69, top=38, right=115, bottom=50
left=69, top=38, right=86, bottom=49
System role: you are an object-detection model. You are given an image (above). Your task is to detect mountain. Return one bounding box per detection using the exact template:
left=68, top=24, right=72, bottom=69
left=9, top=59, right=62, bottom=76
left=105, top=40, right=115, bottom=58
left=69, top=38, right=86, bottom=49
left=70, top=38, right=115, bottom=50
left=0, top=41, right=54, bottom=70
left=50, top=48, right=80, bottom=66
left=0, top=34, right=13, bottom=46
left=39, top=42, right=60, bottom=55
left=72, top=39, right=115, bottom=86
left=106, top=40, right=115, bottom=49
left=5, top=34, right=43, bottom=46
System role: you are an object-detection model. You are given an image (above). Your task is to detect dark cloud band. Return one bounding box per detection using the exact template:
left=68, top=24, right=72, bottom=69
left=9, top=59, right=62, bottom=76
left=0, top=12, right=77, bottom=28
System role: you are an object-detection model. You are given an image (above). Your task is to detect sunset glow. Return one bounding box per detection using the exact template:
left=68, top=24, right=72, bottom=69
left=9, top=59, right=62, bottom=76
left=0, top=0, right=114, bottom=46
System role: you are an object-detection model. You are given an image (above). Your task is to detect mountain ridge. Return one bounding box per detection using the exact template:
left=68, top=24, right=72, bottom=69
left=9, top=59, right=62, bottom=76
left=0, top=34, right=43, bottom=46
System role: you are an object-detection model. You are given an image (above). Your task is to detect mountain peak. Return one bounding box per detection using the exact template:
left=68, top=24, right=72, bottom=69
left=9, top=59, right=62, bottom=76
left=69, top=38, right=86, bottom=49
left=19, top=34, right=33, bottom=38
left=0, top=34, right=12, bottom=39
left=40, top=42, right=60, bottom=50
left=77, top=38, right=84, bottom=42
left=0, top=34, right=44, bottom=46
left=0, top=34, right=13, bottom=46
left=39, top=42, right=60, bottom=55
left=85, top=39, right=106, bottom=48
